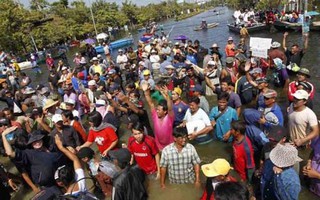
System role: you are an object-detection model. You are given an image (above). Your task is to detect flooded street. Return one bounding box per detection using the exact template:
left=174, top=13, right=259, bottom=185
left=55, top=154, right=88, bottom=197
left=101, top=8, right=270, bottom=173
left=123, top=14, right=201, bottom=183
left=14, top=6, right=320, bottom=200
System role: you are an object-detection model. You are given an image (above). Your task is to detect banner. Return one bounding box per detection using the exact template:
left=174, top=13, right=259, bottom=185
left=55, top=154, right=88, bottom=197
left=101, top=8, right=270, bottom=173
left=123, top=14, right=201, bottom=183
left=249, top=37, right=272, bottom=49
left=251, top=48, right=268, bottom=59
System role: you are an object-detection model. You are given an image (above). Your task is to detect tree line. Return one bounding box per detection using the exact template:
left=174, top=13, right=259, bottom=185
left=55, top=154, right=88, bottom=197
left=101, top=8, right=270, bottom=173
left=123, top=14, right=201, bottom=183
left=0, top=0, right=209, bottom=53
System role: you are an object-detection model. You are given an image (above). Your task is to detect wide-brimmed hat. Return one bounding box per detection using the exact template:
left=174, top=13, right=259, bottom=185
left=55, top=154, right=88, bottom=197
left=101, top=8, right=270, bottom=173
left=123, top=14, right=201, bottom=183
left=271, top=41, right=281, bottom=48
left=23, top=87, right=36, bottom=95
left=43, top=99, right=59, bottom=110
left=270, top=143, right=302, bottom=168
left=91, top=57, right=98, bottom=61
left=210, top=43, right=219, bottom=48
left=59, top=102, right=67, bottom=110
left=39, top=87, right=49, bottom=95
left=79, top=57, right=87, bottom=64
left=27, top=130, right=45, bottom=145
left=226, top=57, right=235, bottom=64
left=201, top=158, right=233, bottom=177
left=297, top=68, right=311, bottom=78
left=293, top=89, right=309, bottom=100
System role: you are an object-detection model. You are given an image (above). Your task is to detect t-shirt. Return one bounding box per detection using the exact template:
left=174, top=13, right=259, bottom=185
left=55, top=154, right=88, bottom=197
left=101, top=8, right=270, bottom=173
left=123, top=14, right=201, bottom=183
left=151, top=109, right=174, bottom=150
left=288, top=107, right=318, bottom=141
left=285, top=49, right=304, bottom=66
left=235, top=76, right=254, bottom=105
left=173, top=101, right=189, bottom=126
left=87, top=127, right=118, bottom=153
left=128, top=135, right=159, bottom=174
left=65, top=169, right=87, bottom=196
left=233, top=136, right=255, bottom=181
left=228, top=92, right=242, bottom=109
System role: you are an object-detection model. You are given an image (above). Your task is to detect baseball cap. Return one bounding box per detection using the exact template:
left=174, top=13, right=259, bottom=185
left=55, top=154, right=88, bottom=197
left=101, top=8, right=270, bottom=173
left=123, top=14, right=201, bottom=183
left=108, top=148, right=131, bottom=164
left=263, top=89, right=277, bottom=98
left=293, top=89, right=309, bottom=100
left=191, top=84, right=203, bottom=93
left=52, top=114, right=63, bottom=123
left=88, top=80, right=96, bottom=86
left=201, top=158, right=233, bottom=177
left=249, top=68, right=262, bottom=74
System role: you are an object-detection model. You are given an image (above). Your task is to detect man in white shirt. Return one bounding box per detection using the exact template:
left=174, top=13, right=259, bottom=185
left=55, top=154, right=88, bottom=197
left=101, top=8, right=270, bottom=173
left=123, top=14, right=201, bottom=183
left=116, top=49, right=128, bottom=71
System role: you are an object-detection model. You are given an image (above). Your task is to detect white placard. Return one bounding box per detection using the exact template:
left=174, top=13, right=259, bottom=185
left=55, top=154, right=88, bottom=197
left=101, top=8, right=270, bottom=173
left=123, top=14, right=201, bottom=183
left=250, top=37, right=272, bottom=49
left=251, top=48, right=268, bottom=58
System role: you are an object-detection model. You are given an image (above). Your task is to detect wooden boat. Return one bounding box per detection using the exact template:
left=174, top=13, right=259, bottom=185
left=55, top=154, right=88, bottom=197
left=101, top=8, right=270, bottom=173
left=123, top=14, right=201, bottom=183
left=109, top=38, right=134, bottom=50
left=227, top=23, right=268, bottom=33
left=273, top=21, right=302, bottom=31
left=194, top=23, right=219, bottom=31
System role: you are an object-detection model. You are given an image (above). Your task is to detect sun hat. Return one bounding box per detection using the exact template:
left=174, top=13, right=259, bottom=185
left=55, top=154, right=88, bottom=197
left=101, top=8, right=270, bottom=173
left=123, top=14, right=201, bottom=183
left=297, top=68, right=311, bottom=78
left=23, top=87, right=36, bottom=95
left=43, top=99, right=59, bottom=110
left=210, top=43, right=219, bottom=48
left=88, top=80, right=96, bottom=86
left=270, top=143, right=302, bottom=168
left=226, top=57, right=235, bottom=64
left=271, top=41, right=281, bottom=48
left=165, top=65, right=175, bottom=70
left=143, top=69, right=151, bottom=76
left=207, top=60, right=216, bottom=66
left=267, top=125, right=288, bottom=142
left=91, top=57, right=98, bottom=62
left=201, top=158, right=233, bottom=177
left=227, top=36, right=233, bottom=41
left=39, top=87, right=49, bottom=95
left=249, top=68, right=262, bottom=74
left=292, top=89, right=309, bottom=100
left=59, top=102, right=67, bottom=110
left=108, top=148, right=131, bottom=164
left=263, top=89, right=277, bottom=98
left=27, top=130, right=45, bottom=145
left=52, top=114, right=63, bottom=123
left=173, top=87, right=182, bottom=96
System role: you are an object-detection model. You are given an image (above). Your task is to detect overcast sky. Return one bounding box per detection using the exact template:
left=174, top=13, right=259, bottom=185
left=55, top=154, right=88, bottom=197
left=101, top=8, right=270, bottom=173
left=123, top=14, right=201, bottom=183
left=19, top=0, right=157, bottom=7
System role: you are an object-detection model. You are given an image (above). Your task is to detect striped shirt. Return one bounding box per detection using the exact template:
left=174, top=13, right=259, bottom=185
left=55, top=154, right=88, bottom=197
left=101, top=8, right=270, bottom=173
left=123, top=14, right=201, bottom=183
left=160, top=143, right=201, bottom=184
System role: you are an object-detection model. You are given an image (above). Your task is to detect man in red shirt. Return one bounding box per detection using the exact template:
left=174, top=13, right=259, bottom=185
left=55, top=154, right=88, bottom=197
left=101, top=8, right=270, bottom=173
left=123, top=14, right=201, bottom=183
left=127, top=122, right=160, bottom=178
left=230, top=120, right=255, bottom=182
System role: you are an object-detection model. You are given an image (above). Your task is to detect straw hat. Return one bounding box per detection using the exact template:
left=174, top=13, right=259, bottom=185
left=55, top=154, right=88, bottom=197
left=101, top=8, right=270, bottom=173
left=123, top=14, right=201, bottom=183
left=269, top=143, right=302, bottom=168
left=201, top=158, right=233, bottom=177
left=23, top=87, right=36, bottom=95
left=43, top=99, right=59, bottom=110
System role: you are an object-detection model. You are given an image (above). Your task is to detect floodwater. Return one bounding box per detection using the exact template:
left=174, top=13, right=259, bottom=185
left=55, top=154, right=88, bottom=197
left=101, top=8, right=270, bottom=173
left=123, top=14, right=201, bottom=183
left=9, top=6, right=320, bottom=200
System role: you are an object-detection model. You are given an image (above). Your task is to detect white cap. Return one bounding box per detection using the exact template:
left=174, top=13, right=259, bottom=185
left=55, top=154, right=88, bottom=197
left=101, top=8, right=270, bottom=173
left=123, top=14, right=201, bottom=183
left=207, top=60, right=216, bottom=66
left=91, top=57, right=98, bottom=61
left=96, top=99, right=106, bottom=106
left=97, top=54, right=102, bottom=58
left=292, top=89, right=309, bottom=100
left=139, top=61, right=145, bottom=66
left=61, top=66, right=67, bottom=71
left=65, top=98, right=76, bottom=105
left=88, top=80, right=96, bottom=86
left=52, top=114, right=63, bottom=123
left=142, top=52, right=148, bottom=58
left=228, top=37, right=233, bottom=41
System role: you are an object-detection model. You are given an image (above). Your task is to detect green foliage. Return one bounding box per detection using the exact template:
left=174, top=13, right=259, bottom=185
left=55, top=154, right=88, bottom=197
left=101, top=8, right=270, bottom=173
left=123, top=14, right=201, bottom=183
left=0, top=0, right=203, bottom=53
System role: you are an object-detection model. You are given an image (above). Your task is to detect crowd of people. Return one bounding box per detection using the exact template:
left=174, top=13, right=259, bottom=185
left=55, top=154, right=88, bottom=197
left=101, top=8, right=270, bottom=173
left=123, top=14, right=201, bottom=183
left=0, top=27, right=318, bottom=200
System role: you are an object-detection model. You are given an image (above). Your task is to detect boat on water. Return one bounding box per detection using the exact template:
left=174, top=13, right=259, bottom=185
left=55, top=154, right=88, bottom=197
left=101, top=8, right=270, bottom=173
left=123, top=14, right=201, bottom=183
left=194, top=23, right=219, bottom=31
left=227, top=23, right=269, bottom=33
left=273, top=21, right=302, bottom=31
left=109, top=38, right=134, bottom=50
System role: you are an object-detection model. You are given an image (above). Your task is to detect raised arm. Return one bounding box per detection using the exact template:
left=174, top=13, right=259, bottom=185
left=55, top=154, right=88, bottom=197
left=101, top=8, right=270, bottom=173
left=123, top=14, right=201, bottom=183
left=282, top=32, right=288, bottom=51
left=244, top=60, right=258, bottom=87
left=159, top=86, right=173, bottom=117
left=55, top=135, right=81, bottom=170
left=142, top=83, right=155, bottom=110
left=1, top=126, right=18, bottom=158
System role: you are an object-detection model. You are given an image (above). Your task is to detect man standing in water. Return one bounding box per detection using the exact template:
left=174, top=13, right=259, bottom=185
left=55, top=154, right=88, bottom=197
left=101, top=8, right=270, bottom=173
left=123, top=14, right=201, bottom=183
left=160, top=127, right=201, bottom=188
left=142, top=83, right=174, bottom=150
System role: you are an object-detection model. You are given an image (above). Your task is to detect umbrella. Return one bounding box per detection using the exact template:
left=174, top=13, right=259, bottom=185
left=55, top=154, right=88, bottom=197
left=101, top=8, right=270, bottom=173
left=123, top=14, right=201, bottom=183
left=96, top=33, right=109, bottom=40
left=306, top=11, right=320, bottom=16
left=174, top=35, right=188, bottom=40
left=83, top=38, right=96, bottom=44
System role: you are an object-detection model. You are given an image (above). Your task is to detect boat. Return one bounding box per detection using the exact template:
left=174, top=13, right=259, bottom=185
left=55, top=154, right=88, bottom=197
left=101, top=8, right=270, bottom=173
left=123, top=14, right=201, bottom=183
left=311, top=21, right=320, bottom=31
left=272, top=21, right=302, bottom=31
left=227, top=23, right=269, bottom=33
left=109, top=38, right=134, bottom=50
left=194, top=23, right=219, bottom=31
